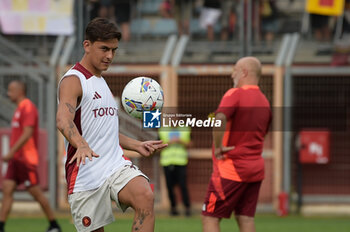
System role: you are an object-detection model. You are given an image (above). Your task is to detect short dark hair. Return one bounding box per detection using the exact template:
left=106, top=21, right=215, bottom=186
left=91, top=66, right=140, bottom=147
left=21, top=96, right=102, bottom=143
left=85, top=18, right=122, bottom=43
left=11, top=80, right=27, bottom=95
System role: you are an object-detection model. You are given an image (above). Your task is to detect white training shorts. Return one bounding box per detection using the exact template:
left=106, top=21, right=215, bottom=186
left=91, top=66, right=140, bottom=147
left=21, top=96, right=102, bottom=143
left=68, top=164, right=149, bottom=232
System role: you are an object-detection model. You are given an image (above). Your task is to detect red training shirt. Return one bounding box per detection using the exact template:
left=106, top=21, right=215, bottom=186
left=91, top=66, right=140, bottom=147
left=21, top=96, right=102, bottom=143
left=212, top=85, right=271, bottom=182
left=10, top=98, right=39, bottom=166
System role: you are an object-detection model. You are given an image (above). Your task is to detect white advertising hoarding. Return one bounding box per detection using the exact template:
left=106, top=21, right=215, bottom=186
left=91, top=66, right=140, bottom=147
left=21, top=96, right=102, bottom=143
left=0, top=0, right=74, bottom=35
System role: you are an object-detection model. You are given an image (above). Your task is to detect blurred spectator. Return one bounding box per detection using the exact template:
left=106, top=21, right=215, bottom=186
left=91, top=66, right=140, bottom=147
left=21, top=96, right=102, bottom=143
left=88, top=0, right=100, bottom=20
left=160, top=0, right=173, bottom=18
left=88, top=0, right=131, bottom=42
left=259, top=0, right=279, bottom=45
left=310, top=13, right=331, bottom=41
left=331, top=1, right=350, bottom=66
left=88, top=0, right=114, bottom=20
left=342, top=0, right=350, bottom=35
left=220, top=0, right=235, bottom=41
left=114, top=0, right=131, bottom=42
left=99, top=0, right=114, bottom=19
left=199, top=0, right=222, bottom=41
left=173, top=0, right=193, bottom=35
left=331, top=35, right=350, bottom=66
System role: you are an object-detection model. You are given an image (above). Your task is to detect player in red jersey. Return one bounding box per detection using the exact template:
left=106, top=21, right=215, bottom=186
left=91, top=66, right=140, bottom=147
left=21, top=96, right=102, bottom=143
left=201, top=57, right=272, bottom=232
left=0, top=80, right=61, bottom=232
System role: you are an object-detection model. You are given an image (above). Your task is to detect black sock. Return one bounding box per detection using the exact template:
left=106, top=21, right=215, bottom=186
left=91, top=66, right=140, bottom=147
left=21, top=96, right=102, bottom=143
left=49, top=220, right=59, bottom=228
left=0, top=221, right=5, bottom=230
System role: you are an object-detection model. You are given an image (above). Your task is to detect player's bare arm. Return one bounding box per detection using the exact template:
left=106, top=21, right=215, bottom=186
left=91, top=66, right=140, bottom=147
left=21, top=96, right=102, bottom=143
left=56, top=75, right=99, bottom=166
left=119, top=133, right=168, bottom=157
left=2, top=126, right=34, bottom=162
left=213, top=112, right=235, bottom=160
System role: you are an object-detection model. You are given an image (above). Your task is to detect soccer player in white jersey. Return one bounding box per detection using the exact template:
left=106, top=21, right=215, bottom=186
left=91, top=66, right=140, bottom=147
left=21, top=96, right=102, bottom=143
left=56, top=18, right=167, bottom=232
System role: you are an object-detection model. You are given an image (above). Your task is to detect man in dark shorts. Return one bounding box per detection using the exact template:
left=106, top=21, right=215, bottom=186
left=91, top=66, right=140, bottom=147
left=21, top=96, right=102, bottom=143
left=0, top=80, right=61, bottom=232
left=310, top=13, right=331, bottom=41
left=202, top=57, right=271, bottom=232
left=115, top=0, right=131, bottom=41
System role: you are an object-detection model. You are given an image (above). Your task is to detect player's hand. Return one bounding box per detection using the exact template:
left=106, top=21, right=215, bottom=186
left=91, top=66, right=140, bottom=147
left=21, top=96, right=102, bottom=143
left=214, top=146, right=235, bottom=160
left=2, top=151, right=14, bottom=162
left=137, top=140, right=168, bottom=157
left=69, top=144, right=100, bottom=166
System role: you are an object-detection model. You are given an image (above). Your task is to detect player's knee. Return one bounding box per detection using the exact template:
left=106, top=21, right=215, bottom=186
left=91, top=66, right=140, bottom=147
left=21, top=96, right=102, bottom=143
left=134, top=187, right=154, bottom=209
left=142, top=188, right=154, bottom=206
left=202, top=215, right=220, bottom=224
left=2, top=189, right=13, bottom=197
left=236, top=215, right=254, bottom=224
left=2, top=186, right=15, bottom=196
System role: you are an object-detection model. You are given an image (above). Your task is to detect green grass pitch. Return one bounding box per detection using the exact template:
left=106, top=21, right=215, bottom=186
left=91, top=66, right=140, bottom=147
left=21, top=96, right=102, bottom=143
left=4, top=214, right=350, bottom=232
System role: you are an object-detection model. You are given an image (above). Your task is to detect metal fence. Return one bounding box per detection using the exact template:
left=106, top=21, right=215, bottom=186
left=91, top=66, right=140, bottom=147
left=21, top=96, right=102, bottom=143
left=290, top=68, right=350, bottom=205
left=0, top=35, right=58, bottom=207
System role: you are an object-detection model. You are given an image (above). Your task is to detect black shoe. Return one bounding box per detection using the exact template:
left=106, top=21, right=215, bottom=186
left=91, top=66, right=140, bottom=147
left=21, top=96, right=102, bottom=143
left=185, top=208, right=191, bottom=217
left=170, top=208, right=179, bottom=216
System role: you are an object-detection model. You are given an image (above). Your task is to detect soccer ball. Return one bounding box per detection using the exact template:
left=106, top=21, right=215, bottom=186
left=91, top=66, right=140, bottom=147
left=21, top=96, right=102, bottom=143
left=121, top=77, right=164, bottom=119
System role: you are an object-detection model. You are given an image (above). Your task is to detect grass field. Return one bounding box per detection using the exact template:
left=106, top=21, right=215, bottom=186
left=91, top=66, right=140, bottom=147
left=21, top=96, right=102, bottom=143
left=4, top=213, right=350, bottom=232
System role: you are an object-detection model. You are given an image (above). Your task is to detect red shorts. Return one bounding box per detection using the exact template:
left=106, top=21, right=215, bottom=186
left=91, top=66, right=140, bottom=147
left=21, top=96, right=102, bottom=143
left=5, top=159, right=39, bottom=187
left=202, top=177, right=262, bottom=218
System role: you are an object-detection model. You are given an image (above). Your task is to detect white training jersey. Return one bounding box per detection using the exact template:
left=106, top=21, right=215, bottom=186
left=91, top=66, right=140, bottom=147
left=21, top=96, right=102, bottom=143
left=58, top=62, right=130, bottom=194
